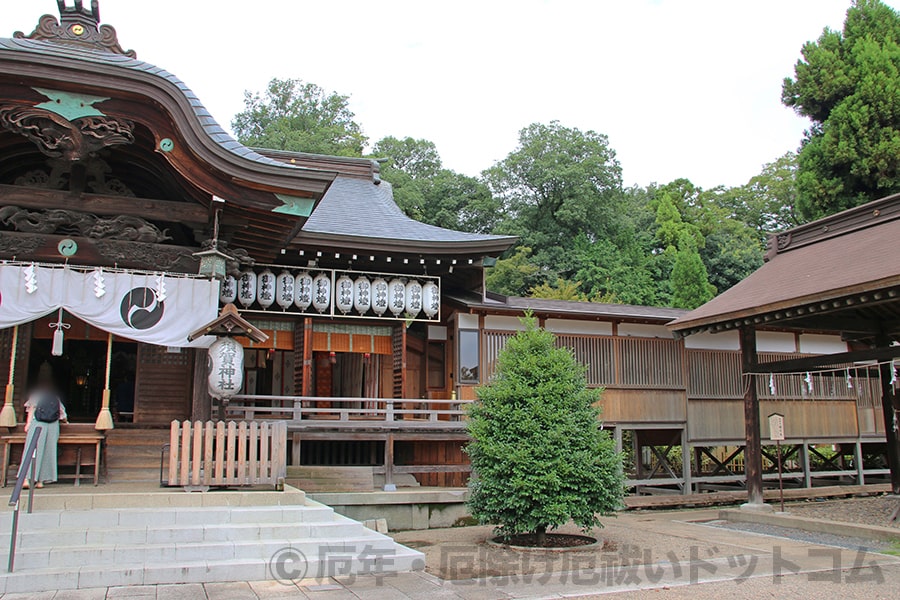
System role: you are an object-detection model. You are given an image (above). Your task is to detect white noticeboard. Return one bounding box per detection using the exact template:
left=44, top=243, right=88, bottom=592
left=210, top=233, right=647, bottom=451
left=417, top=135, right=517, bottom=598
left=768, top=413, right=785, bottom=441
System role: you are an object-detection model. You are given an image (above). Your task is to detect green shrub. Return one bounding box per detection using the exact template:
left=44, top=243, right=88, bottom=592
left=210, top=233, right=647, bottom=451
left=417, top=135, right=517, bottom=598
left=465, top=316, right=624, bottom=543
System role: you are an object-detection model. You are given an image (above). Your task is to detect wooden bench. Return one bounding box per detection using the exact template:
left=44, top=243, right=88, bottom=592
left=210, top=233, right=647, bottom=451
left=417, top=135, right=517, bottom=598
left=1, top=423, right=105, bottom=487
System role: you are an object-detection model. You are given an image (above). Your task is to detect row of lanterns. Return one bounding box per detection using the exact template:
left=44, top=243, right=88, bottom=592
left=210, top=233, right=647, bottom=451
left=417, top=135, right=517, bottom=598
left=219, top=270, right=440, bottom=319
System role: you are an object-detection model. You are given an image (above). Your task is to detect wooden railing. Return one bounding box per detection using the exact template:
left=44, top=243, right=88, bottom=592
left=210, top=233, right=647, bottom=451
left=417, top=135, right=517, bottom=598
left=164, top=420, right=287, bottom=489
left=686, top=349, right=884, bottom=406
left=226, top=396, right=473, bottom=429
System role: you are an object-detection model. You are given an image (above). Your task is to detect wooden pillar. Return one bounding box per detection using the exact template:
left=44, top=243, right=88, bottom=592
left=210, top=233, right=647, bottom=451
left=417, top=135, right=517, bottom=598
left=876, top=338, right=900, bottom=494
left=739, top=326, right=764, bottom=506
left=801, top=443, right=811, bottom=488
left=681, top=428, right=692, bottom=495
left=632, top=430, right=641, bottom=481
left=295, top=317, right=313, bottom=397
left=383, top=433, right=395, bottom=491
left=291, top=432, right=301, bottom=467
left=392, top=325, right=407, bottom=399
left=855, top=441, right=865, bottom=485
left=191, top=348, right=210, bottom=422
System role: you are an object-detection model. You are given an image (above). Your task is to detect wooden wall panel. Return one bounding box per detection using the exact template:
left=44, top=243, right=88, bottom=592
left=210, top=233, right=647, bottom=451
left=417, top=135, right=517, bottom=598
left=312, top=332, right=329, bottom=351
left=392, top=326, right=406, bottom=398
left=373, top=335, right=392, bottom=355
left=688, top=399, right=860, bottom=443
left=598, top=389, right=686, bottom=423
left=401, top=440, right=470, bottom=487
left=330, top=333, right=350, bottom=352
left=458, top=386, right=478, bottom=401
left=134, top=344, right=192, bottom=424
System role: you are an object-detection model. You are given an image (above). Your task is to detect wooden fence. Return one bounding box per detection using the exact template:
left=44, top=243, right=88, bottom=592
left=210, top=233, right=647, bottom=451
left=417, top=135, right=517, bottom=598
left=165, top=420, right=287, bottom=488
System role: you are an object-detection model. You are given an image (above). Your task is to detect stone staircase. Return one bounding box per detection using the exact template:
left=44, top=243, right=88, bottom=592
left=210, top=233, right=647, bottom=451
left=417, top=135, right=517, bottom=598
left=104, top=428, right=171, bottom=483
left=0, top=487, right=424, bottom=594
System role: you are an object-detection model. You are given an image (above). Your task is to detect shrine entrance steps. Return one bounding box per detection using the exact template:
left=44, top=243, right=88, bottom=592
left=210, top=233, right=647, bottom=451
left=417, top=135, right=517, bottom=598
left=104, top=427, right=170, bottom=483
left=0, top=486, right=423, bottom=594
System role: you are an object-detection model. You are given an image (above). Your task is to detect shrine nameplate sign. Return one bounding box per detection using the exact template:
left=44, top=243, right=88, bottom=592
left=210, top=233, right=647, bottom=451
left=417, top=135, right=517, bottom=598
left=768, top=413, right=785, bottom=441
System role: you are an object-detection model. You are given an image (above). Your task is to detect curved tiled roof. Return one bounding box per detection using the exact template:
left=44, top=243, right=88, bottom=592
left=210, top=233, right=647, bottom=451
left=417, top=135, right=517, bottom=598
left=0, top=36, right=316, bottom=174
left=299, top=176, right=516, bottom=252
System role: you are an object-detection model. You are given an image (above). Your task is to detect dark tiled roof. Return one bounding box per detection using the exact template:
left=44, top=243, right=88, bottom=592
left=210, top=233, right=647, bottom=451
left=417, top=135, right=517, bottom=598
left=0, top=37, right=314, bottom=173
left=670, top=195, right=900, bottom=333
left=299, top=176, right=516, bottom=250
left=448, top=291, right=688, bottom=323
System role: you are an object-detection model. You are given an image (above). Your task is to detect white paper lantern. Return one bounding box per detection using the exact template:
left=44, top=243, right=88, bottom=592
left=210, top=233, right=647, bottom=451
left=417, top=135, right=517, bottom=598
left=275, top=271, right=295, bottom=310
left=388, top=278, right=406, bottom=316
left=207, top=337, right=244, bottom=400
left=256, top=269, right=276, bottom=309
left=422, top=281, right=440, bottom=318
left=237, top=270, right=256, bottom=308
left=353, top=276, right=371, bottom=315
left=294, top=271, right=313, bottom=310
left=219, top=274, right=237, bottom=305
left=371, top=278, right=389, bottom=316
left=335, top=274, right=354, bottom=314
left=312, top=272, right=332, bottom=313
left=405, top=281, right=423, bottom=317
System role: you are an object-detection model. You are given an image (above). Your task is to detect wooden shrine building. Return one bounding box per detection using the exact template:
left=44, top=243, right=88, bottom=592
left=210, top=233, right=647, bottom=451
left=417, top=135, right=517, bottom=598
left=0, top=2, right=895, bottom=494
left=670, top=194, right=900, bottom=501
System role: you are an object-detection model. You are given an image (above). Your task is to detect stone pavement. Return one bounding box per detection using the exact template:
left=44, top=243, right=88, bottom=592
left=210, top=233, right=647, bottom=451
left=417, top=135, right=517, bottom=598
left=1, top=508, right=898, bottom=599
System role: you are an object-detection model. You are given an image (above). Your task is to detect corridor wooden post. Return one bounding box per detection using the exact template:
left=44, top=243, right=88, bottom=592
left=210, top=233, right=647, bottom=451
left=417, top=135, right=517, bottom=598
left=877, top=336, right=900, bottom=495
left=739, top=326, right=764, bottom=507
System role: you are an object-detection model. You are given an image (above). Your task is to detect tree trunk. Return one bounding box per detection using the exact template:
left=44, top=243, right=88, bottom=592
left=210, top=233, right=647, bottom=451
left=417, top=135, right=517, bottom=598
left=535, top=525, right=546, bottom=546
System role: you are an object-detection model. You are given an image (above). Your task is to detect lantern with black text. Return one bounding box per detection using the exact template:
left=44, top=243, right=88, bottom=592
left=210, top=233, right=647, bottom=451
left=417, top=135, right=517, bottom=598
left=237, top=270, right=256, bottom=308
left=207, top=337, right=244, bottom=400
left=256, top=269, right=276, bottom=309
left=219, top=274, right=237, bottom=305
left=372, top=278, right=389, bottom=316
left=312, top=273, right=331, bottom=313
left=422, top=281, right=440, bottom=318
left=275, top=271, right=294, bottom=310
left=335, top=274, right=354, bottom=314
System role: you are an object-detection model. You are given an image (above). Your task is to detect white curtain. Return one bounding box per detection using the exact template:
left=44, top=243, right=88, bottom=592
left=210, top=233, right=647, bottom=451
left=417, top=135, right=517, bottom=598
left=0, top=264, right=217, bottom=348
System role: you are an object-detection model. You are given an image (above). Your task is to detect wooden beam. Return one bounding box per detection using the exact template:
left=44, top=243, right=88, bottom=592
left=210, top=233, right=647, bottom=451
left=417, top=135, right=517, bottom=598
left=877, top=336, right=900, bottom=495
left=783, top=315, right=884, bottom=334
left=750, top=346, right=900, bottom=374
left=0, top=184, right=208, bottom=223
left=740, top=326, right=764, bottom=506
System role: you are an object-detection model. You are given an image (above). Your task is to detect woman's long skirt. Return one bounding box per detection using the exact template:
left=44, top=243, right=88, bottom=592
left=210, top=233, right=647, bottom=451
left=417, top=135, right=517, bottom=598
left=17, top=420, right=60, bottom=483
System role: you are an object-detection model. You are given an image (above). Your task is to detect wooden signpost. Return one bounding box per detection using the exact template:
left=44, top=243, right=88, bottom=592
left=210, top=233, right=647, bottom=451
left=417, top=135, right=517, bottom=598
left=768, top=412, right=785, bottom=512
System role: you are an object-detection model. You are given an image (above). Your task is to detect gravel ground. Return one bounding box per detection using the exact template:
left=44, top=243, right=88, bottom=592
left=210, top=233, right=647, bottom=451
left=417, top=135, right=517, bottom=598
left=710, top=520, right=893, bottom=553
left=391, top=515, right=743, bottom=580
left=785, top=495, right=900, bottom=529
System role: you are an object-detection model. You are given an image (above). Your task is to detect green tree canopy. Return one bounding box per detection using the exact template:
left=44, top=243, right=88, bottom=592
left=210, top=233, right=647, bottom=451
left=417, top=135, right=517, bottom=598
left=372, top=136, right=501, bottom=234
left=466, top=317, right=624, bottom=543
left=232, top=78, right=367, bottom=156
left=782, top=0, right=900, bottom=219
left=484, top=121, right=624, bottom=272
left=485, top=246, right=542, bottom=297
left=719, top=152, right=801, bottom=235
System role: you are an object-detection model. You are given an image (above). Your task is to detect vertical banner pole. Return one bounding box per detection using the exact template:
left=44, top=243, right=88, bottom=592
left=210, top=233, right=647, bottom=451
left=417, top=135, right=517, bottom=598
left=94, top=332, right=114, bottom=430
left=0, top=326, right=19, bottom=427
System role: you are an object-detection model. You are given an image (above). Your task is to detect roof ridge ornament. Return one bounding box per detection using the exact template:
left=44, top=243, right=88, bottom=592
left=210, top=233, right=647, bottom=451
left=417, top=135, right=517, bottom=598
left=13, top=1, right=136, bottom=58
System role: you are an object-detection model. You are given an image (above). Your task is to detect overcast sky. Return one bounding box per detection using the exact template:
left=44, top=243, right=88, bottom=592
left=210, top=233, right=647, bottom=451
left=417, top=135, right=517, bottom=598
left=7, top=1, right=896, bottom=189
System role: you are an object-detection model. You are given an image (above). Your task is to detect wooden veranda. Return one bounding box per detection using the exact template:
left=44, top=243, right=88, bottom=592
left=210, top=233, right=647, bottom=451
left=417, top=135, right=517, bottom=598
left=225, top=395, right=473, bottom=489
